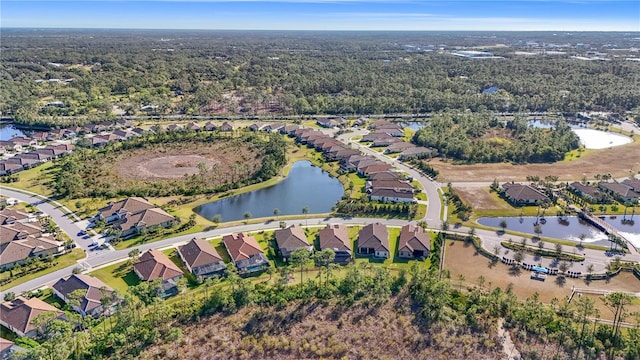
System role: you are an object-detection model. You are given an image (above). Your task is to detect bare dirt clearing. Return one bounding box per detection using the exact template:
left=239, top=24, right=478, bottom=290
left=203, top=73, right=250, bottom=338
left=455, top=186, right=512, bottom=211
left=444, top=240, right=640, bottom=322
left=115, top=143, right=258, bottom=182
left=431, top=138, right=640, bottom=182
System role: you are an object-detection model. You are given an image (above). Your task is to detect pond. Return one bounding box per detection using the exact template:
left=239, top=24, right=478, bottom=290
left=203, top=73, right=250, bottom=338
left=404, top=122, right=427, bottom=131
left=195, top=161, right=344, bottom=222
left=571, top=128, right=632, bottom=149
left=527, top=120, right=633, bottom=149
left=0, top=123, right=26, bottom=141
left=477, top=215, right=640, bottom=248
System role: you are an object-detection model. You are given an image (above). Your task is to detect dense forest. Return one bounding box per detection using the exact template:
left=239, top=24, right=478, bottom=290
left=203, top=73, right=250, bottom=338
left=53, top=130, right=288, bottom=198
left=2, top=30, right=640, bottom=127
left=412, top=113, right=581, bottom=163
left=13, top=258, right=640, bottom=360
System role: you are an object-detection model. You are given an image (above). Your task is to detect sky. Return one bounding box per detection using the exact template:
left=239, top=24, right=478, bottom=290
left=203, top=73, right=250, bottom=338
left=2, top=0, right=639, bottom=31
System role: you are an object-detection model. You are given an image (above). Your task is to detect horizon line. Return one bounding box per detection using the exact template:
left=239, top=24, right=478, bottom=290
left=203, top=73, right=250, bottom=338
left=3, top=27, right=639, bottom=32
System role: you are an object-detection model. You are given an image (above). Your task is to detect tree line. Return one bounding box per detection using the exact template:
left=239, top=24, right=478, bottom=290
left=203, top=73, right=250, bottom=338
left=412, top=112, right=580, bottom=163
left=2, top=30, right=640, bottom=128
left=13, top=259, right=640, bottom=359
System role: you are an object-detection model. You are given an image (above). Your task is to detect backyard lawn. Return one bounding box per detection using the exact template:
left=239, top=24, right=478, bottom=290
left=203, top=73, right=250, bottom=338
left=90, top=260, right=140, bottom=293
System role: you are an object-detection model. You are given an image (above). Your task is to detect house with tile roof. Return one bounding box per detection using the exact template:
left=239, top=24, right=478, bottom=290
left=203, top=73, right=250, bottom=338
left=178, top=238, right=227, bottom=278
left=52, top=274, right=119, bottom=318
left=357, top=223, right=390, bottom=258
left=398, top=224, right=430, bottom=259
left=133, top=249, right=184, bottom=297
left=222, top=233, right=269, bottom=275
left=501, top=183, right=550, bottom=205
left=318, top=224, right=352, bottom=265
left=96, top=197, right=156, bottom=223
left=0, top=297, right=65, bottom=338
left=112, top=208, right=175, bottom=238
left=274, top=225, right=312, bottom=260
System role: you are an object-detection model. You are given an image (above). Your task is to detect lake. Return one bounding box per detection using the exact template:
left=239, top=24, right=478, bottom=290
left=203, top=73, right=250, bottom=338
left=195, top=161, right=344, bottom=222
left=0, top=123, right=26, bottom=141
left=528, top=120, right=633, bottom=150
left=571, top=128, right=632, bottom=149
left=477, top=215, right=640, bottom=248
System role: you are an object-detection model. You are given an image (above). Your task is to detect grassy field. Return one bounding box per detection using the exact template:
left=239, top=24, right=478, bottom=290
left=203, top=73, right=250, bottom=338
left=5, top=162, right=57, bottom=197
left=0, top=248, right=85, bottom=291
left=90, top=260, right=140, bottom=293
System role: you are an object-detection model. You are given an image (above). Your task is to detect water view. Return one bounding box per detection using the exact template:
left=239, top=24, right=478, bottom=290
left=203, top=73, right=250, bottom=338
left=404, top=121, right=427, bottom=131
left=195, top=161, right=344, bottom=222
left=0, top=123, right=26, bottom=141
left=477, top=215, right=640, bottom=248
left=572, top=128, right=632, bottom=149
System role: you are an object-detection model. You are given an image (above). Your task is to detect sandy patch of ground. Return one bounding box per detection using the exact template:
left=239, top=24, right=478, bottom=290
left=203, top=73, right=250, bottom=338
left=129, top=154, right=218, bottom=179
left=115, top=142, right=258, bottom=182
left=431, top=138, right=640, bottom=182
left=456, top=186, right=512, bottom=211
left=443, top=240, right=640, bottom=320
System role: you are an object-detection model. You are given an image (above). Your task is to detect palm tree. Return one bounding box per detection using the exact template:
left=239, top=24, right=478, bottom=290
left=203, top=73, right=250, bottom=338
left=499, top=220, right=507, bottom=233
left=273, top=208, right=280, bottom=221
left=301, top=206, right=309, bottom=227
left=555, top=242, right=563, bottom=258
left=243, top=211, right=252, bottom=223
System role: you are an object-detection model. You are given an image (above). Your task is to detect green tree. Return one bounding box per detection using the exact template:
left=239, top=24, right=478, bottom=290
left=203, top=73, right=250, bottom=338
left=290, top=248, right=311, bottom=284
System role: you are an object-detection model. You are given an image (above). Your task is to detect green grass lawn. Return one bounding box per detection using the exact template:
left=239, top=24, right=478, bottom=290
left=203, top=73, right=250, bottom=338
left=6, top=162, right=56, bottom=196
left=0, top=248, right=86, bottom=291
left=90, top=260, right=140, bottom=293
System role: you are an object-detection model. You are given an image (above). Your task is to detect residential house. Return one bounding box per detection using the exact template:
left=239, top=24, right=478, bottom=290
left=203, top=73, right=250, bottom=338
left=318, top=224, right=352, bottom=265
left=0, top=337, right=25, bottom=360
left=598, top=182, right=640, bottom=203
left=372, top=137, right=401, bottom=147
left=133, top=249, right=184, bottom=297
left=274, top=225, right=313, bottom=260
left=204, top=122, right=218, bottom=131
left=501, top=183, right=550, bottom=205
left=0, top=297, right=65, bottom=338
left=166, top=124, right=183, bottom=132
left=186, top=122, right=201, bottom=131
left=265, top=123, right=284, bottom=133
left=248, top=123, right=268, bottom=131
left=367, top=171, right=402, bottom=181
left=0, top=209, right=30, bottom=225
left=222, top=233, right=269, bottom=275
left=398, top=147, right=434, bottom=160
left=52, top=274, right=118, bottom=318
left=622, top=178, right=640, bottom=193
left=96, top=197, right=156, bottom=223
left=220, top=122, right=234, bottom=132
left=112, top=207, right=175, bottom=238
left=317, top=117, right=345, bottom=128
left=282, top=124, right=300, bottom=135
left=568, top=182, right=610, bottom=203
left=384, top=142, right=415, bottom=154
left=177, top=238, right=227, bottom=278
left=398, top=224, right=430, bottom=259
left=369, top=188, right=415, bottom=203
left=0, top=236, right=64, bottom=270
left=357, top=223, right=390, bottom=258
left=358, top=163, right=393, bottom=177
left=367, top=179, right=415, bottom=193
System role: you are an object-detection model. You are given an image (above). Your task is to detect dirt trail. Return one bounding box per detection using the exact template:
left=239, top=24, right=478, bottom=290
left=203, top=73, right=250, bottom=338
left=497, top=318, right=521, bottom=360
